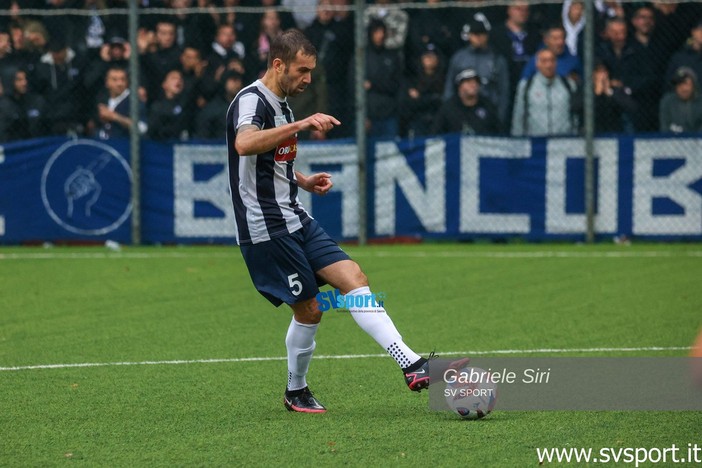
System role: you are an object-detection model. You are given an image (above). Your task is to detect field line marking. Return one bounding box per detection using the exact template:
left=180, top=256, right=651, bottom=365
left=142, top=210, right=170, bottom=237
left=1, top=250, right=702, bottom=260
left=0, top=346, right=691, bottom=372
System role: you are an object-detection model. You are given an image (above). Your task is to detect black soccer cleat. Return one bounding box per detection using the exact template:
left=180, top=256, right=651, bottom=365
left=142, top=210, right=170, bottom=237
left=404, top=359, right=431, bottom=392
left=404, top=352, right=437, bottom=392
left=284, top=387, right=327, bottom=413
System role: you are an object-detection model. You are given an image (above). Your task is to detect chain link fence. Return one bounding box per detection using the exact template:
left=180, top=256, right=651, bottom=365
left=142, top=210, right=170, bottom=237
left=1, top=1, right=701, bottom=242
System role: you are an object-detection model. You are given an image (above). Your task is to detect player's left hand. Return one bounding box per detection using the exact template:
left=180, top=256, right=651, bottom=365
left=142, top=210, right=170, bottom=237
left=307, top=172, right=333, bottom=196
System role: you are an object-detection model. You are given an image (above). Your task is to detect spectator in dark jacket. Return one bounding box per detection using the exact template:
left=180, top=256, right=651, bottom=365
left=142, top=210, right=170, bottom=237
left=490, top=1, right=541, bottom=101
left=0, top=27, right=18, bottom=94
left=91, top=66, right=147, bottom=139
left=148, top=69, right=190, bottom=140
left=665, top=20, right=702, bottom=91
left=405, top=0, right=456, bottom=75
left=400, top=43, right=445, bottom=137
left=194, top=70, right=243, bottom=139
left=365, top=19, right=402, bottom=138
left=592, top=60, right=637, bottom=133
left=201, top=24, right=245, bottom=101
left=596, top=17, right=658, bottom=132
left=432, top=68, right=501, bottom=135
left=659, top=67, right=702, bottom=133
left=304, top=0, right=354, bottom=138
left=141, top=19, right=182, bottom=103
left=83, top=35, right=130, bottom=106
left=0, top=68, right=47, bottom=142
left=32, top=37, right=87, bottom=135
left=444, top=14, right=510, bottom=126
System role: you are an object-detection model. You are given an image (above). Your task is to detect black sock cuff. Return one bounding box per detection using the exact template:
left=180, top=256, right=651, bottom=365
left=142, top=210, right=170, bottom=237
left=285, top=386, right=308, bottom=397
left=403, top=357, right=427, bottom=373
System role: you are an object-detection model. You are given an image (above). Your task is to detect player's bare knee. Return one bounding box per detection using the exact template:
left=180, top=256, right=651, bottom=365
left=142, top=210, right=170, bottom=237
left=292, top=298, right=322, bottom=324
left=352, top=262, right=369, bottom=288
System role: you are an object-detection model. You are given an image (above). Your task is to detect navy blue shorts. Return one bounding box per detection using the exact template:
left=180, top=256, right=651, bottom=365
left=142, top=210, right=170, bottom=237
left=240, top=219, right=350, bottom=307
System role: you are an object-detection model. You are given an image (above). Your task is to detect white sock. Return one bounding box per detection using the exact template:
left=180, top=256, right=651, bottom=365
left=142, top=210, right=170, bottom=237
left=347, top=286, right=421, bottom=370
left=285, top=318, right=318, bottom=391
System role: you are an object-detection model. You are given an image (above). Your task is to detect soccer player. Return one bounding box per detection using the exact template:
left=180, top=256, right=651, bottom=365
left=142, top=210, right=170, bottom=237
left=225, top=29, right=430, bottom=413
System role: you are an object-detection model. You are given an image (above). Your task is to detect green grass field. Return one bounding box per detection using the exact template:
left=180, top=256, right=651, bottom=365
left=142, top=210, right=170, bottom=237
left=1, top=243, right=701, bottom=466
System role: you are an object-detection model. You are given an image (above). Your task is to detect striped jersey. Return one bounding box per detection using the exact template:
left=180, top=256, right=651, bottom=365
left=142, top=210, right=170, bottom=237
left=226, top=80, right=311, bottom=245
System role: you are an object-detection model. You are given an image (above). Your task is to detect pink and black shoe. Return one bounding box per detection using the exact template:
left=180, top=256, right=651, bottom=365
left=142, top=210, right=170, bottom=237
left=284, top=387, right=327, bottom=413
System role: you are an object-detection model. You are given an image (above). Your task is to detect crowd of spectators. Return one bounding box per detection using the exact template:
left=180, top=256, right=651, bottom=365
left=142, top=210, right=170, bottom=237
left=1, top=0, right=702, bottom=144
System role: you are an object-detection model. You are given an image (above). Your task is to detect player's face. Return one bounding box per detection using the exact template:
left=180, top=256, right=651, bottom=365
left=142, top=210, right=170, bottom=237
left=279, top=51, right=315, bottom=97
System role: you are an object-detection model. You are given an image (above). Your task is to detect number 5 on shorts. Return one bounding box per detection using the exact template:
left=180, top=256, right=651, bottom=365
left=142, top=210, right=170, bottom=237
left=287, top=273, right=302, bottom=296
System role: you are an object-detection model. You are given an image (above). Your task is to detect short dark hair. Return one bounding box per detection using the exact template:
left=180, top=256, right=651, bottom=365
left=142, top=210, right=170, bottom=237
left=268, top=29, right=317, bottom=67
left=106, top=65, right=128, bottom=76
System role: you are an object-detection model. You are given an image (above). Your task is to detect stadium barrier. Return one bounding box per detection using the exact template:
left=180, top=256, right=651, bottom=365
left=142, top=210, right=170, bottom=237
left=1, top=134, right=700, bottom=245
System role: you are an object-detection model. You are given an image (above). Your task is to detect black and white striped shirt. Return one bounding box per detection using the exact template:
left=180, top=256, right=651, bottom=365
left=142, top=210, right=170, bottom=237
left=226, top=80, right=310, bottom=245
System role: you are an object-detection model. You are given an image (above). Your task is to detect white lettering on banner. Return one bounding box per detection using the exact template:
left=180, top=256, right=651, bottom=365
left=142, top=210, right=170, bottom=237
left=295, top=143, right=359, bottom=237
left=375, top=139, right=446, bottom=236
left=460, top=137, right=530, bottom=233
left=173, top=145, right=235, bottom=237
left=545, top=139, right=618, bottom=234
left=633, top=139, right=702, bottom=235
left=0, top=146, right=4, bottom=236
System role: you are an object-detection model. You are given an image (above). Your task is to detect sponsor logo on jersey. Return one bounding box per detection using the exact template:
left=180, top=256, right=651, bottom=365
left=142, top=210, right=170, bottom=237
left=275, top=136, right=298, bottom=161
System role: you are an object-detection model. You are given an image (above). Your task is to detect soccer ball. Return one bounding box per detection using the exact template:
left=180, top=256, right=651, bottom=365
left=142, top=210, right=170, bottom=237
left=444, top=366, right=497, bottom=420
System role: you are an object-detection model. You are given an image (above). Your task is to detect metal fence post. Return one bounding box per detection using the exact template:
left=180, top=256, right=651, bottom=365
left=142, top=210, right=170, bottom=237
left=584, top=0, right=596, bottom=243
left=355, top=0, right=367, bottom=246
left=129, top=0, right=141, bottom=245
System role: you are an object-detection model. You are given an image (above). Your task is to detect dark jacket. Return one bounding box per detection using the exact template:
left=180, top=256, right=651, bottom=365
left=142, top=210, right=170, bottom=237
left=305, top=17, right=354, bottom=87
left=148, top=94, right=190, bottom=140
left=594, top=87, right=638, bottom=134
left=32, top=48, right=87, bottom=130
left=194, top=94, right=229, bottom=139
left=0, top=92, right=47, bottom=142
left=659, top=91, right=702, bottom=133
left=365, top=43, right=402, bottom=120
left=94, top=89, right=147, bottom=140
left=400, top=67, right=445, bottom=137
left=665, top=45, right=702, bottom=92
left=142, top=46, right=182, bottom=102
left=596, top=39, right=658, bottom=131
left=443, top=45, right=510, bottom=125
left=432, top=94, right=501, bottom=136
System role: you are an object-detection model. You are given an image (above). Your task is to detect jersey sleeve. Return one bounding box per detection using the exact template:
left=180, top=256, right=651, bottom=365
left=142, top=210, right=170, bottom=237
left=236, top=92, right=266, bottom=131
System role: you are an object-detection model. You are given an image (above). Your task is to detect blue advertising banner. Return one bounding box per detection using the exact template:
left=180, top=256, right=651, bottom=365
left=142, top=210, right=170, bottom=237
left=0, top=138, right=133, bottom=243
left=0, top=135, right=701, bottom=244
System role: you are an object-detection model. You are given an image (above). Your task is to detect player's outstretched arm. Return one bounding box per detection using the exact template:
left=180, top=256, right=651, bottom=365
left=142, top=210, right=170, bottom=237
left=234, top=113, right=340, bottom=156
left=296, top=171, right=333, bottom=196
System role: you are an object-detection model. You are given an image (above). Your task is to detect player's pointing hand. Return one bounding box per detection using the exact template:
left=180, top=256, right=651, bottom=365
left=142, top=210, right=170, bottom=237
left=302, top=113, right=341, bottom=133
